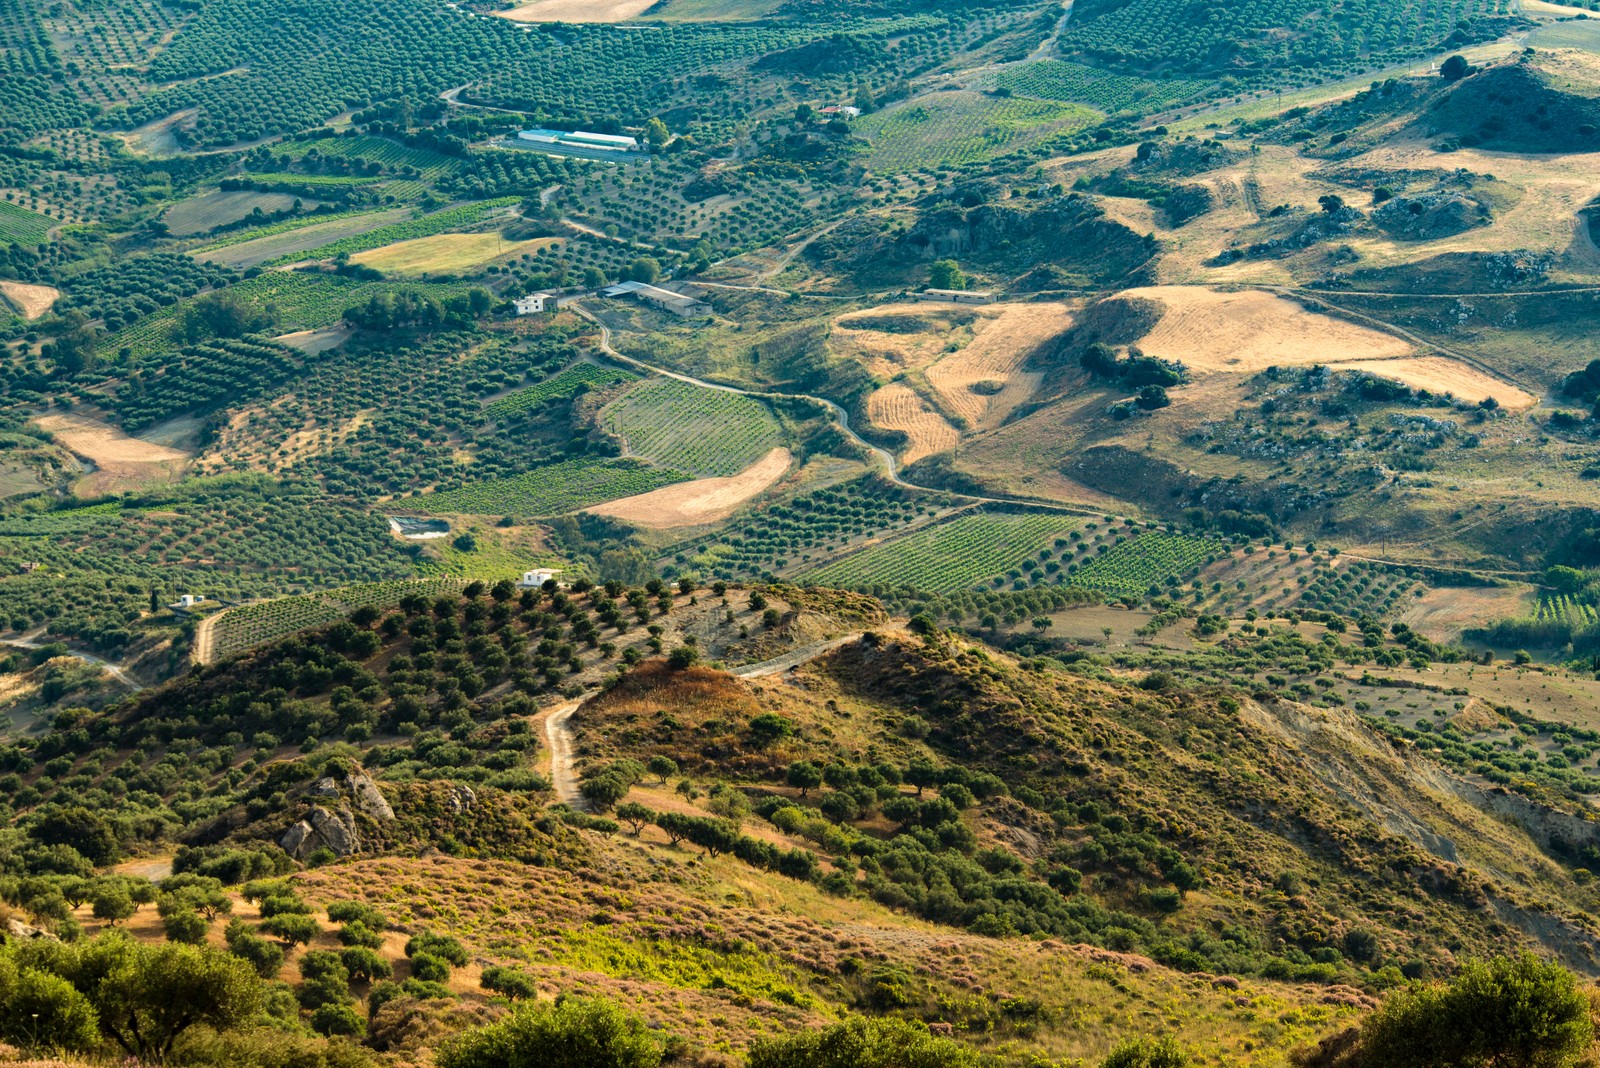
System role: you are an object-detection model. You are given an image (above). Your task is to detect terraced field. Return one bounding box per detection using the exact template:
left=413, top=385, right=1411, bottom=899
left=599, top=378, right=785, bottom=478
left=801, top=512, right=1083, bottom=595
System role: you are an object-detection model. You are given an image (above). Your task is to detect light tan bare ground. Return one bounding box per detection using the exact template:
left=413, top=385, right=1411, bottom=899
left=924, top=302, right=1074, bottom=431
left=275, top=323, right=352, bottom=353
left=1324, top=356, right=1535, bottom=408
left=1401, top=584, right=1536, bottom=643
left=1123, top=286, right=1413, bottom=371
left=32, top=412, right=189, bottom=496
left=349, top=233, right=558, bottom=276
left=493, top=0, right=655, bottom=21
left=0, top=280, right=59, bottom=319
left=587, top=447, right=792, bottom=528
left=866, top=382, right=960, bottom=465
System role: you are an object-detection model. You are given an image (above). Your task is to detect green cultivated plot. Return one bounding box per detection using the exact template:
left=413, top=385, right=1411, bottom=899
left=485, top=364, right=637, bottom=421
left=210, top=576, right=469, bottom=661
left=0, top=200, right=57, bottom=243
left=996, top=60, right=1205, bottom=112
left=802, top=512, right=1083, bottom=595
left=599, top=378, right=784, bottom=477
left=418, top=457, right=689, bottom=516
left=855, top=93, right=1099, bottom=174
left=1065, top=531, right=1223, bottom=597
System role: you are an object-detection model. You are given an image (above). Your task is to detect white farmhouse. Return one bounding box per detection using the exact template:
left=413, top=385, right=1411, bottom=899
left=517, top=568, right=564, bottom=589
left=513, top=292, right=555, bottom=316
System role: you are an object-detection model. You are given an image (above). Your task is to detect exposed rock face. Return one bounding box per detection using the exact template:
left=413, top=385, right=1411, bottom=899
left=280, top=767, right=395, bottom=859
left=2, top=916, right=59, bottom=943
left=444, top=784, right=477, bottom=816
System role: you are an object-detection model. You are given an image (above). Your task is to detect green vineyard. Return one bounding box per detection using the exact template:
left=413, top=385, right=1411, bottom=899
left=210, top=576, right=468, bottom=661
left=801, top=512, right=1084, bottom=595
left=995, top=60, right=1205, bottom=113
left=1064, top=531, right=1223, bottom=597
left=599, top=378, right=784, bottom=478
left=1536, top=594, right=1600, bottom=627
left=670, top=478, right=935, bottom=579
left=855, top=93, right=1100, bottom=174
left=417, top=457, right=689, bottom=517
left=485, top=364, right=636, bottom=421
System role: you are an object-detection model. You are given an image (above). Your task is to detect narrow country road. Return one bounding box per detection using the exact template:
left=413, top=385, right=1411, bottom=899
left=567, top=302, right=1103, bottom=517
left=543, top=632, right=866, bottom=810
left=1, top=631, right=145, bottom=691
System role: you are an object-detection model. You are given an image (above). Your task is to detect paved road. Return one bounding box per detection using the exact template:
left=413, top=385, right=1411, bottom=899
left=543, top=632, right=866, bottom=810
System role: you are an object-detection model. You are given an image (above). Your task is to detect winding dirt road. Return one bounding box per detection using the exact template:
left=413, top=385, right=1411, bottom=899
left=1, top=631, right=145, bottom=691
left=542, top=632, right=865, bottom=810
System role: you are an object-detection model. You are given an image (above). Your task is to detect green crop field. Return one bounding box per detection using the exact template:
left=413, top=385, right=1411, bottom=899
left=995, top=60, right=1206, bottom=113
left=209, top=576, right=469, bottom=661
left=1064, top=531, right=1223, bottom=598
left=673, top=478, right=936, bottom=579
left=485, top=364, right=636, bottom=421
left=598, top=378, right=784, bottom=477
left=0, top=200, right=57, bottom=243
left=417, top=457, right=689, bottom=517
left=800, top=512, right=1084, bottom=595
left=1536, top=593, right=1600, bottom=627
left=855, top=92, right=1100, bottom=174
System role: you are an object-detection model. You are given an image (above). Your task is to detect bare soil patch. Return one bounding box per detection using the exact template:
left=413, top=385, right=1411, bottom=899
left=0, top=280, right=59, bottom=319
left=924, top=302, right=1074, bottom=431
left=276, top=323, right=353, bottom=354
left=350, top=233, right=559, bottom=276
left=587, top=447, right=791, bottom=528
left=866, top=382, right=959, bottom=465
left=32, top=412, right=189, bottom=496
left=1324, top=355, right=1535, bottom=408
left=494, top=0, right=656, bottom=21
left=1123, top=286, right=1413, bottom=371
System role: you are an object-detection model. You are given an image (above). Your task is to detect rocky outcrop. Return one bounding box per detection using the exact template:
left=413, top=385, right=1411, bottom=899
left=280, top=766, right=396, bottom=859
left=2, top=916, right=59, bottom=943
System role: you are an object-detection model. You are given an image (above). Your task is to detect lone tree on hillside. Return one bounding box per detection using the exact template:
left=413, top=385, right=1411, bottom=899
left=1441, top=54, right=1471, bottom=82
left=928, top=259, right=966, bottom=290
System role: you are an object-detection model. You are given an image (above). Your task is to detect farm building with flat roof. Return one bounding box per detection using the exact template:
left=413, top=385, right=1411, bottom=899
left=914, top=289, right=997, bottom=305
left=516, top=129, right=641, bottom=154
left=601, top=280, right=712, bottom=318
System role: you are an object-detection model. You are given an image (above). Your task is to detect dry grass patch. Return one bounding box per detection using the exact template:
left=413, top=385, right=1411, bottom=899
left=32, top=412, right=189, bottom=496
left=350, top=234, right=559, bottom=276
left=1324, top=355, right=1535, bottom=408
left=1123, top=286, right=1413, bottom=371
left=0, top=280, right=58, bottom=319
left=1400, top=584, right=1536, bottom=643
left=585, top=447, right=791, bottom=528
left=493, top=0, right=656, bottom=21
left=866, top=383, right=960, bottom=465
left=923, top=302, right=1075, bottom=431
left=830, top=304, right=977, bottom=378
